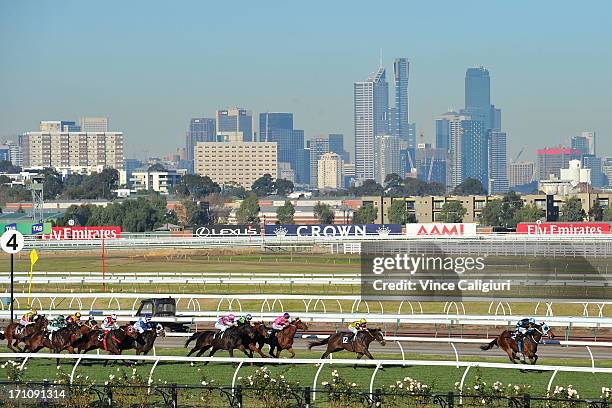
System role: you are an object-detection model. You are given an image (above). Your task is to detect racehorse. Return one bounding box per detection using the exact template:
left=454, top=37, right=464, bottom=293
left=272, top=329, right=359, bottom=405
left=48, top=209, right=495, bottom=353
left=245, top=322, right=270, bottom=358
left=265, top=318, right=308, bottom=358
left=119, top=323, right=166, bottom=355
left=480, top=322, right=554, bottom=364
left=185, top=323, right=256, bottom=362
left=4, top=315, right=48, bottom=352
left=71, top=319, right=98, bottom=352
left=308, top=328, right=386, bottom=360
left=79, top=326, right=139, bottom=360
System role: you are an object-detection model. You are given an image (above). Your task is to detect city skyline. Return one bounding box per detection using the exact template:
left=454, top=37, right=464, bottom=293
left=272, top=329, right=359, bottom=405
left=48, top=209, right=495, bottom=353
left=1, top=1, right=610, bottom=161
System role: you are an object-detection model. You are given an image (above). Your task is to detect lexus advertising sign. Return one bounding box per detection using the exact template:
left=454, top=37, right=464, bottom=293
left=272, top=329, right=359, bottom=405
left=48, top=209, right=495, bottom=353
left=193, top=225, right=261, bottom=237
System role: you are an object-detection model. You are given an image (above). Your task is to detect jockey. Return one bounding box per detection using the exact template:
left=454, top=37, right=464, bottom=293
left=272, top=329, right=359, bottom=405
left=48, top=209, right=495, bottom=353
left=514, top=317, right=536, bottom=357
left=48, top=315, right=67, bottom=333
left=134, top=315, right=152, bottom=334
left=66, top=312, right=82, bottom=325
left=348, top=318, right=367, bottom=336
left=101, top=314, right=119, bottom=332
left=19, top=308, right=38, bottom=327
left=214, top=314, right=236, bottom=333
left=272, top=313, right=290, bottom=332
left=237, top=314, right=253, bottom=326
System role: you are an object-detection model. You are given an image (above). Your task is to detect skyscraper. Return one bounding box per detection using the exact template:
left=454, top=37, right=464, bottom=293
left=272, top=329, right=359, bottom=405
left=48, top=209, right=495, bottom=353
left=582, top=154, right=605, bottom=187
left=374, top=134, right=400, bottom=184
left=307, top=137, right=330, bottom=186
left=186, top=118, right=216, bottom=161
left=393, top=58, right=410, bottom=141
left=508, top=162, right=535, bottom=187
left=415, top=143, right=448, bottom=186
left=216, top=108, right=253, bottom=142
left=581, top=131, right=596, bottom=155
left=488, top=130, right=509, bottom=194
left=354, top=67, right=389, bottom=180
left=537, top=147, right=582, bottom=180
left=435, top=111, right=471, bottom=188
left=328, top=134, right=349, bottom=162
left=461, top=120, right=488, bottom=189
left=570, top=135, right=589, bottom=155
left=463, top=67, right=491, bottom=126
left=259, top=112, right=293, bottom=142
left=317, top=152, right=344, bottom=190
left=79, top=117, right=108, bottom=132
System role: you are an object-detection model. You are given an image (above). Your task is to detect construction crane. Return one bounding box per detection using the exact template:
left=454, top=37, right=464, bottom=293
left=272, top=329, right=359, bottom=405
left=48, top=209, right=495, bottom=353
left=512, top=147, right=524, bottom=163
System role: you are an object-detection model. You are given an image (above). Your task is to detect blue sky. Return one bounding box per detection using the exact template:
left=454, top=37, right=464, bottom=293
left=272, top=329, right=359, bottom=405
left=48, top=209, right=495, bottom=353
left=1, top=1, right=611, bottom=160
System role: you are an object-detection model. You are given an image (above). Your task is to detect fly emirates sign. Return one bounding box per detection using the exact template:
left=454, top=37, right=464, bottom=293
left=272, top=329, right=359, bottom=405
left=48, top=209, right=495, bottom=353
left=516, top=222, right=610, bottom=235
left=43, top=226, right=122, bottom=240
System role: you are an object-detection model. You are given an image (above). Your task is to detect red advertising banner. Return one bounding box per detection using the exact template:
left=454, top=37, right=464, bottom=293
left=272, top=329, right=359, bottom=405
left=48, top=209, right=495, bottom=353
left=516, top=222, right=610, bottom=235
left=43, top=226, right=122, bottom=240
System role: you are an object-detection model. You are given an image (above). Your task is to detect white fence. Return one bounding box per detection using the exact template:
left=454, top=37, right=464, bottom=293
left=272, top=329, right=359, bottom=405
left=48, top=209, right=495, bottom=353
left=1, top=352, right=611, bottom=399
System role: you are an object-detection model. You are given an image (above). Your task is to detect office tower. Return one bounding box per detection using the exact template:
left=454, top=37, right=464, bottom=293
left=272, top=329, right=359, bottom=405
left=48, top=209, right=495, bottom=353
left=435, top=111, right=471, bottom=188
left=343, top=162, right=356, bottom=187
left=328, top=134, right=349, bottom=162
left=186, top=118, right=216, bottom=162
left=40, top=120, right=80, bottom=132
left=581, top=131, right=596, bottom=155
left=537, top=147, right=582, bottom=180
left=571, top=135, right=589, bottom=155
left=393, top=58, right=410, bottom=140
left=490, top=106, right=502, bottom=130
left=317, top=152, right=344, bottom=189
left=79, top=117, right=108, bottom=132
left=194, top=141, right=277, bottom=188
left=307, top=137, right=329, bottom=186
left=302, top=148, right=311, bottom=185
left=415, top=143, right=448, bottom=187
left=277, top=162, right=295, bottom=183
left=354, top=66, right=389, bottom=180
left=463, top=66, right=491, bottom=126
left=374, top=134, right=400, bottom=184
left=259, top=113, right=293, bottom=142
left=388, top=108, right=397, bottom=137
left=0, top=145, right=10, bottom=162
left=21, top=131, right=124, bottom=170
left=5, top=140, right=22, bottom=166
left=488, top=130, right=509, bottom=193
left=508, top=162, right=535, bottom=187
left=216, top=108, right=253, bottom=142
left=582, top=154, right=605, bottom=187
left=269, top=129, right=307, bottom=184
left=461, top=120, right=488, bottom=189
left=602, top=157, right=612, bottom=187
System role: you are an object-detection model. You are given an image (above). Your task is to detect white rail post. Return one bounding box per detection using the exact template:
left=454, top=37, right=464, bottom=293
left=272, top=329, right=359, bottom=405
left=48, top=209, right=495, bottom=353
left=312, top=362, right=326, bottom=401
left=586, top=346, right=595, bottom=373
left=395, top=341, right=405, bottom=363
left=70, top=357, right=82, bottom=384
left=147, top=358, right=161, bottom=394
left=369, top=363, right=382, bottom=395
left=458, top=365, right=471, bottom=405
left=231, top=361, right=244, bottom=391
left=450, top=343, right=459, bottom=368
left=547, top=369, right=558, bottom=393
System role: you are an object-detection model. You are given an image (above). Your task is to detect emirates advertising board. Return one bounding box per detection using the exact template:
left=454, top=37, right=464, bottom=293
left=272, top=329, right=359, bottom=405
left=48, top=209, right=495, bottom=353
left=516, top=221, right=610, bottom=235
left=43, top=226, right=122, bottom=240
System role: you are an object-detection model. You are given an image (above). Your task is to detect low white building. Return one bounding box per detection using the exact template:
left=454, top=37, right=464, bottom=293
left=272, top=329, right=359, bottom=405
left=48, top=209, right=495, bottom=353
left=129, top=169, right=185, bottom=194
left=539, top=160, right=591, bottom=195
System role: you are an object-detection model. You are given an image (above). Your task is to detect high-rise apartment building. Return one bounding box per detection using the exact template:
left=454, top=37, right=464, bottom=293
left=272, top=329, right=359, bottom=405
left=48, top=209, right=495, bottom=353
left=40, top=120, right=80, bottom=132
left=374, top=134, right=400, bottom=184
left=414, top=143, right=448, bottom=187
left=488, top=130, right=509, bottom=193
left=307, top=137, right=329, bottom=186
left=79, top=117, right=108, bottom=132
left=537, top=147, right=582, bottom=180
left=317, top=152, right=344, bottom=190
left=3, top=140, right=22, bottom=167
left=508, top=162, right=535, bottom=187
left=435, top=111, right=471, bottom=188
left=393, top=58, right=410, bottom=142
left=194, top=141, right=277, bottom=188
left=354, top=67, right=388, bottom=180
left=571, top=135, right=589, bottom=155
left=216, top=108, right=253, bottom=142
left=186, top=118, right=216, bottom=162
left=461, top=120, right=488, bottom=189
left=20, top=131, right=124, bottom=170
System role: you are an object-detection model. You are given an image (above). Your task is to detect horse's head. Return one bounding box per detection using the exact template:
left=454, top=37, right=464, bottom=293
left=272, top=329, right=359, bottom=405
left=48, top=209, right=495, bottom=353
left=538, top=322, right=554, bottom=339
left=125, top=325, right=138, bottom=338
left=34, top=315, right=47, bottom=326
left=69, top=323, right=83, bottom=341
left=369, top=329, right=386, bottom=346
left=155, top=323, right=166, bottom=337
left=256, top=322, right=269, bottom=338
left=292, top=318, right=308, bottom=331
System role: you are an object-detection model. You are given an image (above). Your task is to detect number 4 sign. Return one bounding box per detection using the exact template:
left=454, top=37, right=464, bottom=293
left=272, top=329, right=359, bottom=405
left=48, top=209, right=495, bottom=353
left=1, top=230, right=25, bottom=254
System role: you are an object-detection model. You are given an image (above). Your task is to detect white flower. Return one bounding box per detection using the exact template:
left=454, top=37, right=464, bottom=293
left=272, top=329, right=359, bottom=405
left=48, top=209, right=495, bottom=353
left=321, top=381, right=329, bottom=386
left=351, top=383, right=357, bottom=387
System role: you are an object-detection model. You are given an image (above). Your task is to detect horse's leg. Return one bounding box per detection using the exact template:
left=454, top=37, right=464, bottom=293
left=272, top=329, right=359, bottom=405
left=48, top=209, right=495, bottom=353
left=353, top=353, right=364, bottom=369
left=203, top=347, right=218, bottom=366
left=287, top=347, right=295, bottom=358
left=196, top=345, right=212, bottom=357
left=249, top=344, right=268, bottom=358
left=363, top=349, right=375, bottom=360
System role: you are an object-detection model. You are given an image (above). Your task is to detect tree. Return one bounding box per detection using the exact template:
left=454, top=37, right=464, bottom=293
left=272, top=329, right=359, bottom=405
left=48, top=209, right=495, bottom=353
left=353, top=204, right=378, bottom=224
left=57, top=204, right=93, bottom=226
left=479, top=199, right=503, bottom=226
left=314, top=202, right=335, bottom=224
left=383, top=173, right=403, bottom=196
left=148, top=163, right=167, bottom=172
left=235, top=194, right=260, bottom=225
left=251, top=174, right=275, bottom=197
left=559, top=196, right=585, bottom=222
left=0, top=160, right=21, bottom=173
left=589, top=201, right=604, bottom=221
left=222, top=182, right=247, bottom=199
left=603, top=205, right=612, bottom=222
left=452, top=178, right=485, bottom=195
left=276, top=201, right=295, bottom=224
left=173, top=174, right=220, bottom=198
left=349, top=179, right=384, bottom=196
left=388, top=200, right=408, bottom=224
left=274, top=178, right=294, bottom=196
left=514, top=203, right=545, bottom=223
left=479, top=191, right=524, bottom=227
left=182, top=200, right=208, bottom=226
left=40, top=168, right=63, bottom=199
left=439, top=201, right=466, bottom=223
left=0, top=175, right=11, bottom=185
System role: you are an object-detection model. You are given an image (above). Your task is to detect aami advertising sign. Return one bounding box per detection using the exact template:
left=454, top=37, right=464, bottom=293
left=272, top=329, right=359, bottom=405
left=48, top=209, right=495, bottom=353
left=405, top=223, right=478, bottom=237
left=516, top=222, right=611, bottom=235
left=193, top=225, right=260, bottom=237
left=264, top=224, right=402, bottom=237
left=43, top=226, right=122, bottom=240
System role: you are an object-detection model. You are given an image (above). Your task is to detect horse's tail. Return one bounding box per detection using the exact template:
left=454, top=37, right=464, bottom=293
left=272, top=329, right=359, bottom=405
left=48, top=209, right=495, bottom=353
left=308, top=337, right=329, bottom=350
left=185, top=332, right=200, bottom=348
left=480, top=338, right=498, bottom=351
left=0, top=331, right=4, bottom=340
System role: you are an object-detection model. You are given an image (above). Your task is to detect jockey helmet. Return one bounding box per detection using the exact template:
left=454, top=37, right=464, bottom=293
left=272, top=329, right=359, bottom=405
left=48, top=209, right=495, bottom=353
left=359, top=318, right=367, bottom=324
left=145, top=314, right=152, bottom=322
left=245, top=313, right=253, bottom=320
left=528, top=317, right=536, bottom=324
left=75, top=312, right=81, bottom=318
left=31, top=308, right=38, bottom=314
left=227, top=314, right=235, bottom=321
left=283, top=312, right=290, bottom=318
left=111, top=314, right=118, bottom=321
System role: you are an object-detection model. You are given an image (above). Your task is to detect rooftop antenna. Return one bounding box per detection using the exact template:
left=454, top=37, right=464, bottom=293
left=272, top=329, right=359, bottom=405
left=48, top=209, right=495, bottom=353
left=379, top=48, right=383, bottom=68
